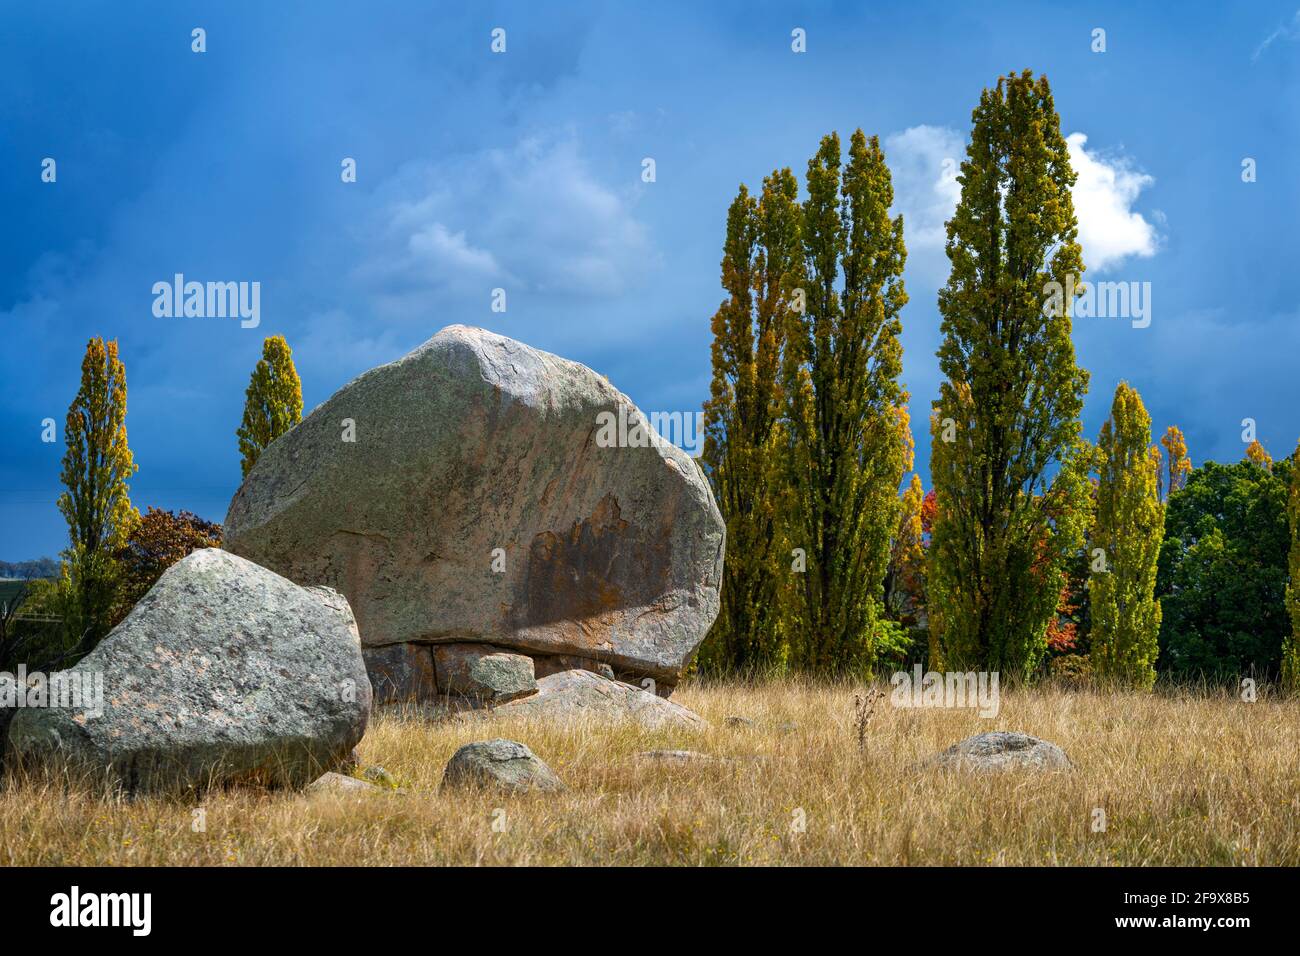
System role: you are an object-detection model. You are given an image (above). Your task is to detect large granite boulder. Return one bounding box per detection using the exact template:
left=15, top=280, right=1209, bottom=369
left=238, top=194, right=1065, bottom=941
left=6, top=549, right=371, bottom=794
left=223, top=325, right=725, bottom=692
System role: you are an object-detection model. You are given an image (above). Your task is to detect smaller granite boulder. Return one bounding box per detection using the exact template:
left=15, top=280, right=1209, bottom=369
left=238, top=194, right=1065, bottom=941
left=6, top=549, right=371, bottom=794
left=929, top=731, right=1072, bottom=772
left=305, top=772, right=384, bottom=796
left=635, top=750, right=722, bottom=765
left=490, top=669, right=705, bottom=730
left=441, top=739, right=564, bottom=793
left=433, top=644, right=536, bottom=706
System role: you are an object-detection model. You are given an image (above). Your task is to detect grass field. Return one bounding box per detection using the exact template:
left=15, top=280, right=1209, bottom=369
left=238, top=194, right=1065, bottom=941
left=2, top=680, right=1297, bottom=866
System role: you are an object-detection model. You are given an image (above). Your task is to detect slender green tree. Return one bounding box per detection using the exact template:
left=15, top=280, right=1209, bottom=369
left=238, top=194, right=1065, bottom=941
left=928, top=70, right=1092, bottom=681
left=1091, top=382, right=1164, bottom=689
left=700, top=170, right=802, bottom=672
left=57, top=337, right=138, bottom=642
left=885, top=472, right=926, bottom=624
left=237, top=335, right=303, bottom=477
left=1284, top=438, right=1300, bottom=695
left=781, top=130, right=910, bottom=673
left=1159, top=425, right=1191, bottom=501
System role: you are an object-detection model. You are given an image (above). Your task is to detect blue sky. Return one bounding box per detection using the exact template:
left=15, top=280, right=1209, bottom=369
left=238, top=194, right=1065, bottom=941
left=3, top=1, right=1299, bottom=559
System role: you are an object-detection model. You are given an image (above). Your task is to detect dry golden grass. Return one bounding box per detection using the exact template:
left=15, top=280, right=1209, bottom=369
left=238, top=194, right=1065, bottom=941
left=2, top=679, right=1297, bottom=866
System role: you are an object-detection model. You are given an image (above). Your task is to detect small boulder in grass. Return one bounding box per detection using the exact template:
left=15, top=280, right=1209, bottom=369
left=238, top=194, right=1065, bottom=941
left=724, top=715, right=795, bottom=734
left=305, top=772, right=385, bottom=796
left=635, top=749, right=721, bottom=764
left=441, top=739, right=565, bottom=793
left=634, top=749, right=767, bottom=768
left=929, top=731, right=1072, bottom=772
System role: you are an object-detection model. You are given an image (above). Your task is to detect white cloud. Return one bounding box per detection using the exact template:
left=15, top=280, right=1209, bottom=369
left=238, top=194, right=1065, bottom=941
left=357, top=133, right=656, bottom=302
left=406, top=223, right=502, bottom=277
left=885, top=125, right=1158, bottom=273
left=1253, top=9, right=1300, bottom=61
left=1065, top=132, right=1159, bottom=272
left=884, top=125, right=964, bottom=252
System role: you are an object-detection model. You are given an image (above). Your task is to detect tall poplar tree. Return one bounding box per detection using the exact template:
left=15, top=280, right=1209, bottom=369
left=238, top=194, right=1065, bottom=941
left=781, top=130, right=909, bottom=673
left=1091, top=382, right=1164, bottom=689
left=1283, top=437, right=1300, bottom=695
left=237, top=335, right=303, bottom=477
left=1159, top=425, right=1191, bottom=501
left=928, top=70, right=1092, bottom=680
left=58, top=337, right=138, bottom=641
left=700, top=171, right=802, bottom=672
left=885, top=472, right=926, bottom=624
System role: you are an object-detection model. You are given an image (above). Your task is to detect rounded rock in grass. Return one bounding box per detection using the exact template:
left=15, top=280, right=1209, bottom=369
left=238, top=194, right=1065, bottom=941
left=635, top=749, right=719, bottom=763
left=441, top=738, right=565, bottom=793
left=928, top=731, right=1072, bottom=772
left=305, top=772, right=385, bottom=796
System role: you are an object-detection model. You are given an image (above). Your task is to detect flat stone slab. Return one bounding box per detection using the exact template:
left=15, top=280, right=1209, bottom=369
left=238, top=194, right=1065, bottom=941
left=488, top=669, right=706, bottom=730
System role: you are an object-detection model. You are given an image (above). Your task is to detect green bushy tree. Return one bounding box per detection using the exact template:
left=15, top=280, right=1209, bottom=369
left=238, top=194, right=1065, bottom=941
left=1157, top=456, right=1293, bottom=683
left=1282, top=439, right=1300, bottom=694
